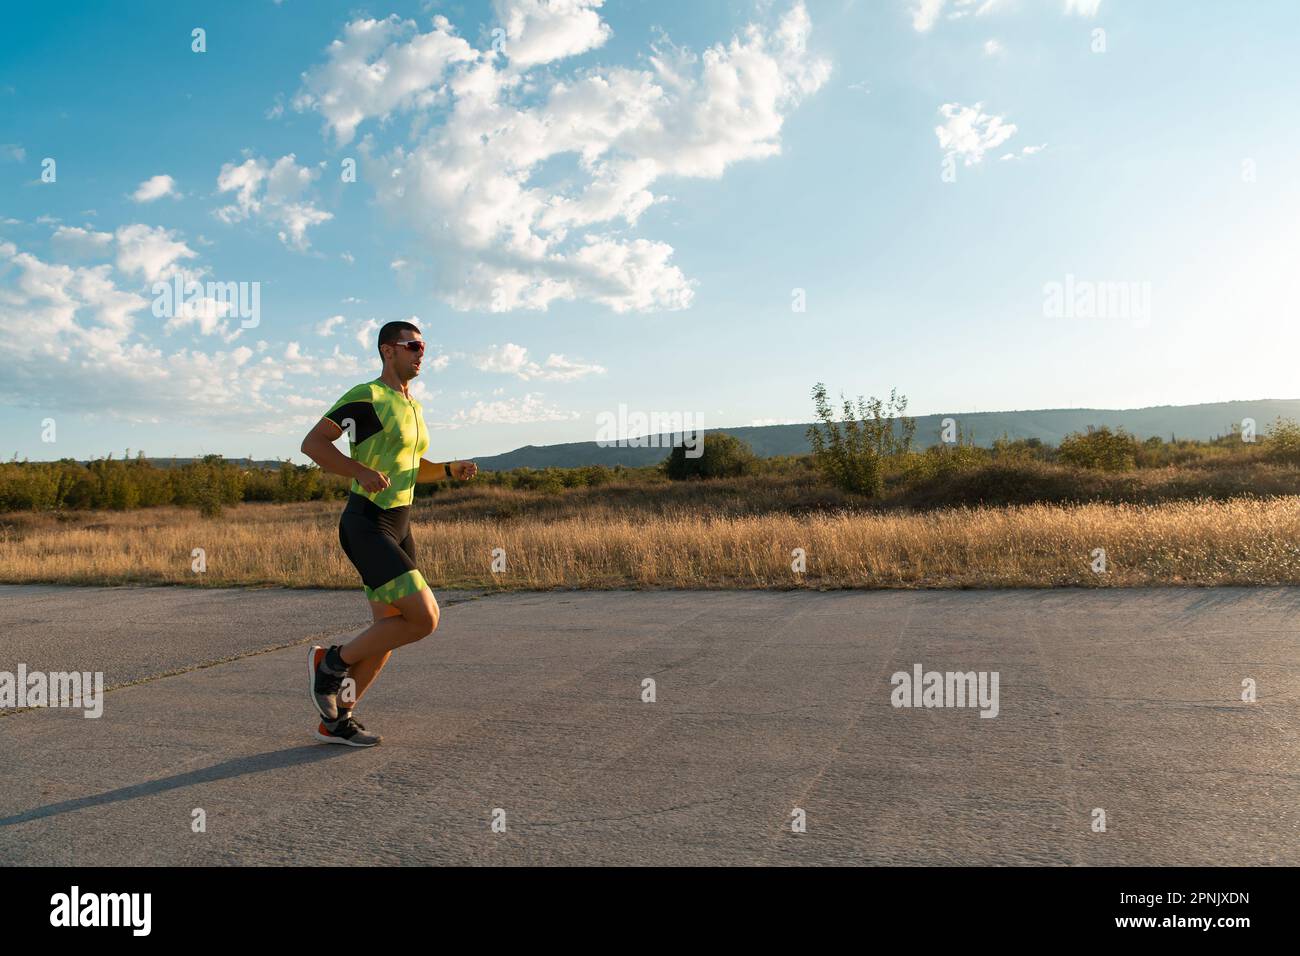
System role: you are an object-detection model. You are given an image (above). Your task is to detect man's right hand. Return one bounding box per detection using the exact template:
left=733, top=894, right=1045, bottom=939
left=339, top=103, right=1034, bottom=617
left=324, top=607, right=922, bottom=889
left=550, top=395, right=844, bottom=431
left=355, top=466, right=391, bottom=493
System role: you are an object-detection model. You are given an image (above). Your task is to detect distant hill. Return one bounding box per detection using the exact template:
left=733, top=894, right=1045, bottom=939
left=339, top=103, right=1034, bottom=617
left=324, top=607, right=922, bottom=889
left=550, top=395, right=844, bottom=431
left=36, top=399, right=1300, bottom=472
left=472, top=399, right=1300, bottom=471
left=64, top=457, right=289, bottom=470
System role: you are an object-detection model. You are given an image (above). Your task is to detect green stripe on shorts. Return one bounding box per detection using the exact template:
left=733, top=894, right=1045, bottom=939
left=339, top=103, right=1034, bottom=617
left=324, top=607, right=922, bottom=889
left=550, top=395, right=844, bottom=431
left=365, top=569, right=428, bottom=604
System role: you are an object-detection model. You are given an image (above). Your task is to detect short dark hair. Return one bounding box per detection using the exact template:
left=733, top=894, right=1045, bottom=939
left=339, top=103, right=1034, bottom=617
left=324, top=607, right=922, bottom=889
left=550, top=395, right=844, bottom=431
left=378, top=320, right=421, bottom=358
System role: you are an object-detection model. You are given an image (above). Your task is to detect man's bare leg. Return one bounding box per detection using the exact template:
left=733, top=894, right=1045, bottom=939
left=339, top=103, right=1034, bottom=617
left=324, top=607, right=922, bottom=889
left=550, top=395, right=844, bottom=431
left=338, top=587, right=439, bottom=666
left=312, top=587, right=438, bottom=744
left=344, top=600, right=401, bottom=708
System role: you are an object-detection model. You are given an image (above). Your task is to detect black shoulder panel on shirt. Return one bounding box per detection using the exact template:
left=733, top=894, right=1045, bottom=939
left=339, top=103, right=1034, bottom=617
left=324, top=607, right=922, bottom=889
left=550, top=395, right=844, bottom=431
left=325, top=401, right=384, bottom=445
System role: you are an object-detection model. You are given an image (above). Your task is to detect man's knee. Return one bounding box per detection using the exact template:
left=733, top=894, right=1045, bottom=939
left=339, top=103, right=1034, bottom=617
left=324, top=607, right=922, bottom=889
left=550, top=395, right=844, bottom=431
left=403, top=593, right=440, bottom=640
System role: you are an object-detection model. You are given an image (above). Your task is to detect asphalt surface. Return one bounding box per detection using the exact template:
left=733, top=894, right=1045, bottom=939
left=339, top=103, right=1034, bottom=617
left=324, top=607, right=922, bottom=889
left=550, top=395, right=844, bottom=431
left=0, top=584, right=1296, bottom=865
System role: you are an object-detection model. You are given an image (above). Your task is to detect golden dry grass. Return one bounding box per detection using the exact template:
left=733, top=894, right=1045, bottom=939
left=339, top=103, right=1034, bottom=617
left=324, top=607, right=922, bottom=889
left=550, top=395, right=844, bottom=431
left=3, top=495, right=1300, bottom=590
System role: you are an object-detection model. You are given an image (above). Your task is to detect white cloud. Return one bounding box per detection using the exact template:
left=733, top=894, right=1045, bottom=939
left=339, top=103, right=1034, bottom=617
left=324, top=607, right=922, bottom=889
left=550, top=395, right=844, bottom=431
left=474, top=342, right=534, bottom=375
left=355, top=318, right=380, bottom=351
left=293, top=15, right=478, bottom=145
left=1, top=246, right=146, bottom=341
left=911, top=0, right=946, bottom=31
left=277, top=341, right=368, bottom=380
left=2, top=143, right=25, bottom=162
left=42, top=225, right=242, bottom=340
left=115, top=224, right=199, bottom=283
left=51, top=225, right=114, bottom=259
left=326, top=2, right=829, bottom=312
left=0, top=239, right=370, bottom=427
left=912, top=0, right=1001, bottom=32
left=160, top=274, right=243, bottom=340
left=999, top=142, right=1047, bottom=161
left=472, top=342, right=604, bottom=380
left=493, top=0, right=612, bottom=68
left=131, top=174, right=180, bottom=203
left=935, top=102, right=1017, bottom=166
left=215, top=154, right=332, bottom=250
left=1064, top=0, right=1102, bottom=15
left=316, top=314, right=345, bottom=336
left=983, top=38, right=1004, bottom=56
left=449, top=392, right=580, bottom=425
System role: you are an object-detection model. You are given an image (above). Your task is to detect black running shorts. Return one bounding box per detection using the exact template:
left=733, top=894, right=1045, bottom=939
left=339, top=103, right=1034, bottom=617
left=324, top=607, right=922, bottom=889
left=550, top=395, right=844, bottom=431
left=337, top=491, right=428, bottom=604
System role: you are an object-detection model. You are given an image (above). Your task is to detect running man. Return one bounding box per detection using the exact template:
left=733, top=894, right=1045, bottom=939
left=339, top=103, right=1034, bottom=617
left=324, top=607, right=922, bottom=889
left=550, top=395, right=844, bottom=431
left=299, top=320, right=477, bottom=746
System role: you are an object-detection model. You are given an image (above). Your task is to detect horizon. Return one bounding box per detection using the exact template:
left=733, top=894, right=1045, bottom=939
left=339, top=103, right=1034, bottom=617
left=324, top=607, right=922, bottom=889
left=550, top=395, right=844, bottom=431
left=11, top=393, right=1300, bottom=465
left=4, top=0, right=1298, bottom=463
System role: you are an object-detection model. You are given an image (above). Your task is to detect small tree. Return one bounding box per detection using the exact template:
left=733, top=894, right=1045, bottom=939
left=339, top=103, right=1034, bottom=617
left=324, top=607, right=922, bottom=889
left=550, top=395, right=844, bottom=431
left=1265, top=417, right=1300, bottom=464
left=806, top=383, right=914, bottom=496
left=991, top=434, right=1046, bottom=463
left=664, top=433, right=757, bottom=480
left=1057, top=426, right=1138, bottom=471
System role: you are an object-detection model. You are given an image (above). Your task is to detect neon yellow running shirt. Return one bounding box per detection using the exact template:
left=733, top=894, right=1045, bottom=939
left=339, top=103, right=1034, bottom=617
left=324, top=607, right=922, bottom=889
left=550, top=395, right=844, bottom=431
left=323, top=378, right=430, bottom=509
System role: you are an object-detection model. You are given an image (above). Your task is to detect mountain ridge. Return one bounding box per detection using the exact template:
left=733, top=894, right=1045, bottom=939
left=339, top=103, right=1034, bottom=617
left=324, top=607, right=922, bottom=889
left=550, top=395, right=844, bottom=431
left=472, top=398, right=1300, bottom=471
left=23, top=398, right=1299, bottom=471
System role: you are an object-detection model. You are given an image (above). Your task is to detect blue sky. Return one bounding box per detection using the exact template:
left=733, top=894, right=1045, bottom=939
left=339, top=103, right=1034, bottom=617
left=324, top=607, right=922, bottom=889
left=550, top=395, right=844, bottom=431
left=2, top=0, right=1298, bottom=463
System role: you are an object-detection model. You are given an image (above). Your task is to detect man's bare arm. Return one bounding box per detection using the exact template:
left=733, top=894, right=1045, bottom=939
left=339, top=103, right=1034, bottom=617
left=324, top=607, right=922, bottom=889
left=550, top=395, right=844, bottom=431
left=301, top=419, right=389, bottom=493
left=417, top=458, right=478, bottom=483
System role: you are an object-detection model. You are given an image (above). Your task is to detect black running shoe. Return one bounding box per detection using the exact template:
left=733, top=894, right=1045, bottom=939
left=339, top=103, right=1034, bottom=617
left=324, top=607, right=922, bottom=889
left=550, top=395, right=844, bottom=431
left=308, top=645, right=347, bottom=722
left=314, top=715, right=381, bottom=747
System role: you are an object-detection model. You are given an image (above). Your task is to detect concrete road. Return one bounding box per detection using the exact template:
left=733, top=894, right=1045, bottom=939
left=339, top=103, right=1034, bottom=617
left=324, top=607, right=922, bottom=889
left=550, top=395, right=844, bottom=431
left=0, top=585, right=1296, bottom=865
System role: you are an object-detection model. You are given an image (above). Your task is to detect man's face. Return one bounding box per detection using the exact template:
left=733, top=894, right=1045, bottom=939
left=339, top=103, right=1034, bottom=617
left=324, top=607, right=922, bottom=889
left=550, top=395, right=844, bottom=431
left=384, top=330, right=425, bottom=380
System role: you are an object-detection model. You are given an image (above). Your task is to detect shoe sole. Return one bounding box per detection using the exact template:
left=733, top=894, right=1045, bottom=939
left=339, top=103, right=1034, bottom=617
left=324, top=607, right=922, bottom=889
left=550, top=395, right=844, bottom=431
left=313, top=728, right=380, bottom=747
left=307, top=645, right=337, bottom=722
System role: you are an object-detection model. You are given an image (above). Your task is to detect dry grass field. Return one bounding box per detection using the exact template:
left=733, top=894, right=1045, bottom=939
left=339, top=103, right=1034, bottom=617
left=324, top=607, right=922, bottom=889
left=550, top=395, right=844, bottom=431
left=4, top=493, right=1300, bottom=590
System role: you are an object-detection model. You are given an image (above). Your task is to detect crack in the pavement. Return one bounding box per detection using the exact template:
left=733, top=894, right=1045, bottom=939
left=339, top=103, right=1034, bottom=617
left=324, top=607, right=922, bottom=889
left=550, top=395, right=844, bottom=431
left=0, top=625, right=367, bottom=720
left=671, top=704, right=835, bottom=719
left=759, top=600, right=918, bottom=861
left=525, top=769, right=808, bottom=830
left=1022, top=603, right=1089, bottom=867
left=0, top=593, right=493, bottom=720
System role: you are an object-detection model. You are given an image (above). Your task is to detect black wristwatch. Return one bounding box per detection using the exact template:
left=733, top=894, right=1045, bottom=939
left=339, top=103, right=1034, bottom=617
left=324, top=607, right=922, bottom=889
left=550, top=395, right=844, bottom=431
left=443, top=462, right=453, bottom=479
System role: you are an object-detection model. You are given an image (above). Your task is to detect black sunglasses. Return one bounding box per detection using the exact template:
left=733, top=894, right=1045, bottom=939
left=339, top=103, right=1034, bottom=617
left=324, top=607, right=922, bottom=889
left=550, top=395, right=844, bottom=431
left=386, top=340, right=425, bottom=354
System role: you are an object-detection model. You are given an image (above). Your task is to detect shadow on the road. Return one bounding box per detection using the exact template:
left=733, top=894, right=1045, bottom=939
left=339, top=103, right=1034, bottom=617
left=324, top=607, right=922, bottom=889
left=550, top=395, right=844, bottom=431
left=0, top=746, right=352, bottom=827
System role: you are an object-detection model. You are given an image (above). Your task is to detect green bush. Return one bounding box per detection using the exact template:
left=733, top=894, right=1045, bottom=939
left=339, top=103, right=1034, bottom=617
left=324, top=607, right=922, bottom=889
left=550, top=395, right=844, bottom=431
left=1057, top=426, right=1139, bottom=472
left=1265, top=417, right=1300, bottom=464
left=507, top=467, right=567, bottom=494
left=275, top=462, right=324, bottom=502
left=578, top=465, right=615, bottom=487
left=172, top=455, right=244, bottom=517
left=991, top=435, right=1048, bottom=463
left=664, top=432, right=758, bottom=480
left=806, top=382, right=914, bottom=497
